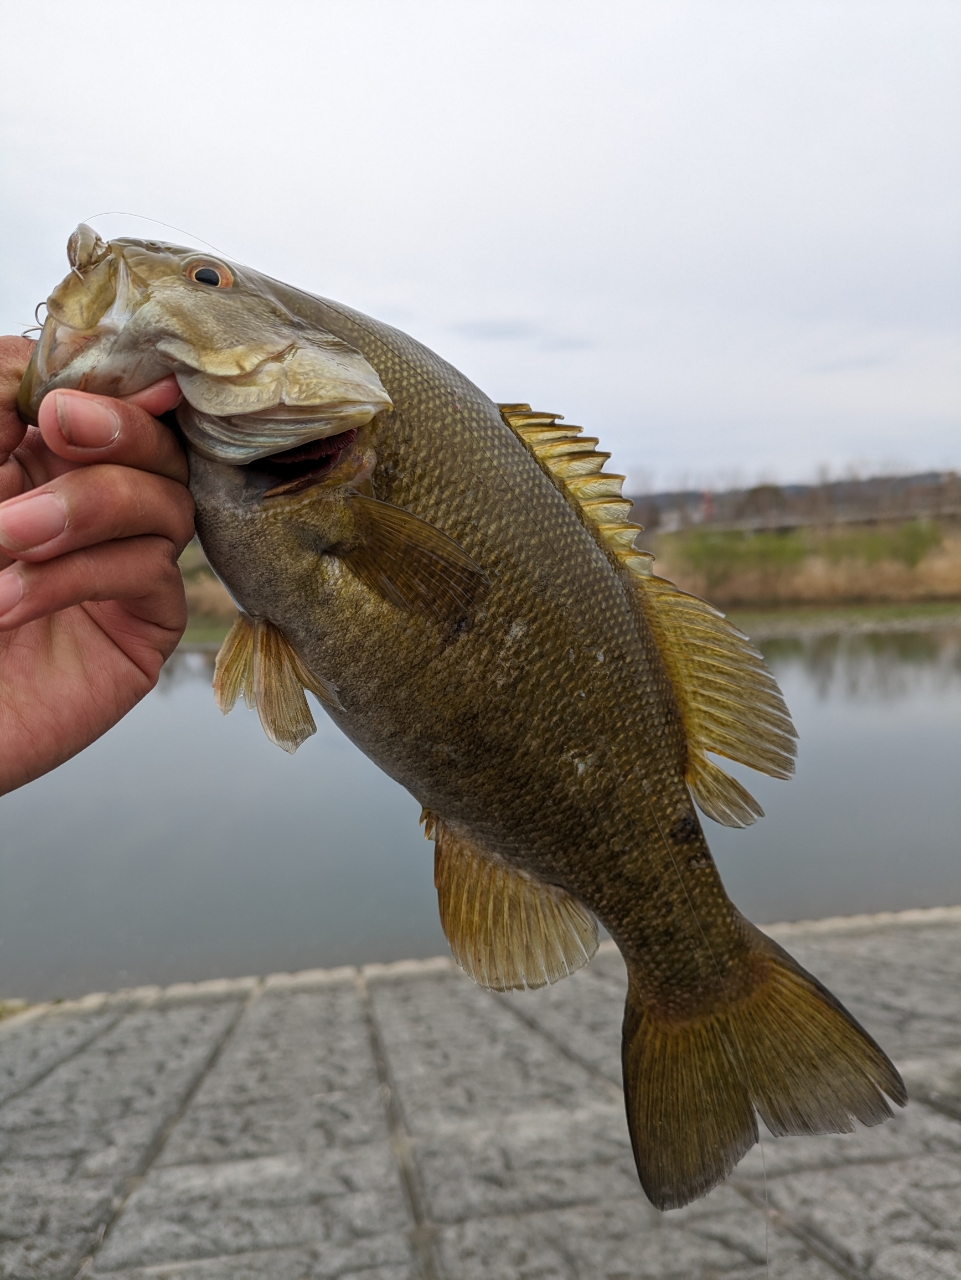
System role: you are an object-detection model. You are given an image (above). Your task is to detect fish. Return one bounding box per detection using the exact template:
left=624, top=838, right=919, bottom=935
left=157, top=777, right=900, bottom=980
left=19, top=224, right=907, bottom=1210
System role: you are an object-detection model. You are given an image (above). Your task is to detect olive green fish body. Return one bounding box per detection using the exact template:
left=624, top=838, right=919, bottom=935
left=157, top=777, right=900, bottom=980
left=192, top=296, right=743, bottom=990
left=21, top=228, right=907, bottom=1210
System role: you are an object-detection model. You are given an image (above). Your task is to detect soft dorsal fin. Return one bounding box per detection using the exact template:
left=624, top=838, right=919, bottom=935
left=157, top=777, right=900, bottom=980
left=629, top=575, right=796, bottom=826
left=214, top=613, right=341, bottom=753
left=422, top=809, right=598, bottom=991
left=498, top=404, right=797, bottom=828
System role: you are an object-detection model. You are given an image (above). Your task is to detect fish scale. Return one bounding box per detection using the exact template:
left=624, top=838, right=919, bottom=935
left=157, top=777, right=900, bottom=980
left=20, top=225, right=907, bottom=1212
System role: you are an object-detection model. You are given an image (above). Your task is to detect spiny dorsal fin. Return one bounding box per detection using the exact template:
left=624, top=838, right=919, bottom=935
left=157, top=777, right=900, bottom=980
left=498, top=404, right=797, bottom=828
left=422, top=808, right=598, bottom=991
left=498, top=404, right=650, bottom=574
left=214, top=613, right=341, bottom=753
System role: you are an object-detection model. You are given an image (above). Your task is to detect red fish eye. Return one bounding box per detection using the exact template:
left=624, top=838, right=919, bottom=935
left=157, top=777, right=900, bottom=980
left=186, top=262, right=233, bottom=288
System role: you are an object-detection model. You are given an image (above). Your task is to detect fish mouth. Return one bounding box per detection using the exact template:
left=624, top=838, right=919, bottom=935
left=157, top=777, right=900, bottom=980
left=247, top=428, right=359, bottom=497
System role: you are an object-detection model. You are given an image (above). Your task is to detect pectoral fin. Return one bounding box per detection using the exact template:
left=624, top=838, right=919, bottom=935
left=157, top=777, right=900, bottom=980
left=213, top=613, right=340, bottom=753
left=213, top=613, right=255, bottom=713
left=423, top=810, right=598, bottom=991
left=339, top=494, right=488, bottom=627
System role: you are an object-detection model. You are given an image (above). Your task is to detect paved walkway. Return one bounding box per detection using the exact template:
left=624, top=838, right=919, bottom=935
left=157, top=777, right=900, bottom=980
left=2, top=907, right=960, bottom=1280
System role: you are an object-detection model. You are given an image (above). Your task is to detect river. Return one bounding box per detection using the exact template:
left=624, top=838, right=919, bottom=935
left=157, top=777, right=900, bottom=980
left=2, top=619, right=959, bottom=1001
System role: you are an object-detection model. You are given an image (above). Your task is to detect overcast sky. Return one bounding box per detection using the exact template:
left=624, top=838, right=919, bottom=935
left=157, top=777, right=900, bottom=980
left=1, top=0, right=958, bottom=490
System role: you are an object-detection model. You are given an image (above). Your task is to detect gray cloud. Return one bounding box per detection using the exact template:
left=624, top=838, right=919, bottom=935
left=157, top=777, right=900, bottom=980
left=450, top=320, right=539, bottom=341
left=0, top=0, right=957, bottom=488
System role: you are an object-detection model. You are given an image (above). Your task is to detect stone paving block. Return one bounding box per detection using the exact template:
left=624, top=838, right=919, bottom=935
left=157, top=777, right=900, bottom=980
left=0, top=1172, right=115, bottom=1280
left=3, top=909, right=961, bottom=1279
left=728, top=1101, right=961, bottom=1182
left=158, top=1089, right=388, bottom=1166
left=772, top=922, right=961, bottom=1059
left=0, top=1002, right=241, bottom=1137
left=0, top=1002, right=243, bottom=1280
left=183, top=985, right=374, bottom=1109
left=413, top=1100, right=636, bottom=1222
left=1, top=1230, right=107, bottom=1280
left=871, top=1241, right=961, bottom=1280
left=87, top=1249, right=313, bottom=1279
left=0, top=1170, right=115, bottom=1240
left=492, top=952, right=626, bottom=1083
left=0, top=1113, right=159, bottom=1173
left=93, top=1151, right=410, bottom=1271
left=901, top=1049, right=961, bottom=1122
left=367, top=970, right=611, bottom=1134
left=87, top=1248, right=419, bottom=1279
left=435, top=1195, right=840, bottom=1280
left=0, top=1004, right=124, bottom=1105
left=760, top=1152, right=961, bottom=1275
left=324, top=1269, right=415, bottom=1280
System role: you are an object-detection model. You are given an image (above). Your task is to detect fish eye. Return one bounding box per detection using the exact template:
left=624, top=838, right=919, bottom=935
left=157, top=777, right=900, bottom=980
left=185, top=261, right=233, bottom=288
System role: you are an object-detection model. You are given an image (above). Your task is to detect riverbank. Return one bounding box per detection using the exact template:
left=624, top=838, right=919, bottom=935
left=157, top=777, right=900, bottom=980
left=179, top=598, right=961, bottom=652
left=647, top=519, right=961, bottom=608
left=2, top=905, right=959, bottom=1278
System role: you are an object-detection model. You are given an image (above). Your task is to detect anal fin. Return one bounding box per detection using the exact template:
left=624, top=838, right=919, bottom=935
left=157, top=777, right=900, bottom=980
left=213, top=613, right=340, bottom=753
left=423, top=810, right=598, bottom=991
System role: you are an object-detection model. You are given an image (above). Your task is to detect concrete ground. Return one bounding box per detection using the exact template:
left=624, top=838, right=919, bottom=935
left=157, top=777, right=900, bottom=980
left=1, top=906, right=960, bottom=1280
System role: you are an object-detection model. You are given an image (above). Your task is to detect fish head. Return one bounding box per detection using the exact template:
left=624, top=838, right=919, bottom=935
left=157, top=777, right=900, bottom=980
left=18, top=224, right=392, bottom=465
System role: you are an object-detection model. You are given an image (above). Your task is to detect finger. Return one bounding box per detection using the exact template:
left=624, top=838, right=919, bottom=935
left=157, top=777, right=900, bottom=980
left=38, top=381, right=189, bottom=484
left=122, top=375, right=183, bottom=416
left=0, top=537, right=187, bottom=642
left=0, top=336, right=35, bottom=465
left=0, top=464, right=195, bottom=562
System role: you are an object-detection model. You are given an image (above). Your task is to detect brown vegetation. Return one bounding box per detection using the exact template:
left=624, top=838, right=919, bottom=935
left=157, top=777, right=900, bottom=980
left=649, top=521, right=961, bottom=606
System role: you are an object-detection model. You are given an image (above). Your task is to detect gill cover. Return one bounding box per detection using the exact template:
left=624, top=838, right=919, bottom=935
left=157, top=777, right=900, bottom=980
left=18, top=224, right=392, bottom=462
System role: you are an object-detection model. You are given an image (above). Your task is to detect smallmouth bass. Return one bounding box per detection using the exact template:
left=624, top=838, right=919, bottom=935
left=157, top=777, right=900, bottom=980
left=20, top=225, right=907, bottom=1209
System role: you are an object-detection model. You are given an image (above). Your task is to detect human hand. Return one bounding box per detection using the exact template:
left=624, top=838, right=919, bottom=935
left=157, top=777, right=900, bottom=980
left=0, top=336, right=195, bottom=795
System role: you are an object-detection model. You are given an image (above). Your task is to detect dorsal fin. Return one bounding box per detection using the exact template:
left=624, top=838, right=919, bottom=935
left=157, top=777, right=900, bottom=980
left=498, top=404, right=797, bottom=828
left=213, top=613, right=342, bottom=753
left=422, top=808, right=598, bottom=991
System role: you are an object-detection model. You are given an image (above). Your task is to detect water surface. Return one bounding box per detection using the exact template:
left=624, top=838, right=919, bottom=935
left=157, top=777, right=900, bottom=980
left=2, top=626, right=959, bottom=1001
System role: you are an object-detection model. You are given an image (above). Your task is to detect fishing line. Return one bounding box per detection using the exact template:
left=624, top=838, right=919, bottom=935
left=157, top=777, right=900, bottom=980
left=760, top=1133, right=771, bottom=1279
left=81, top=212, right=232, bottom=258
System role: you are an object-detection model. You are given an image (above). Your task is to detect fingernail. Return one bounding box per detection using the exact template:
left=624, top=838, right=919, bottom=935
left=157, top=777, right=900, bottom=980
left=0, top=569, right=23, bottom=616
left=0, top=493, right=67, bottom=551
left=55, top=393, right=121, bottom=448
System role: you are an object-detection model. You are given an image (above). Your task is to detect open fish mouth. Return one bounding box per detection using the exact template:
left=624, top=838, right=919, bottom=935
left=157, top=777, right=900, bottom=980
left=249, top=427, right=360, bottom=497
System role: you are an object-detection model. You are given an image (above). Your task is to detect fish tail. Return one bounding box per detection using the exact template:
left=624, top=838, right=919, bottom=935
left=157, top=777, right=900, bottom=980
left=620, top=922, right=907, bottom=1210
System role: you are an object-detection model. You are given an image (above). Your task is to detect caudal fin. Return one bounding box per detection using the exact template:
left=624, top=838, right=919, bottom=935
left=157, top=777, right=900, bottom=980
left=621, top=926, right=907, bottom=1210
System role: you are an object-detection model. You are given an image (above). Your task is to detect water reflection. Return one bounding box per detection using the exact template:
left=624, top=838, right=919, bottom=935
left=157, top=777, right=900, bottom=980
left=155, top=647, right=217, bottom=690
left=760, top=630, right=961, bottom=701
left=2, top=627, right=960, bottom=1001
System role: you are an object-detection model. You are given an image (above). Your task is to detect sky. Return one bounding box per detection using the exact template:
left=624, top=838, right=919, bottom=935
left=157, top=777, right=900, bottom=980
left=1, top=0, right=958, bottom=491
